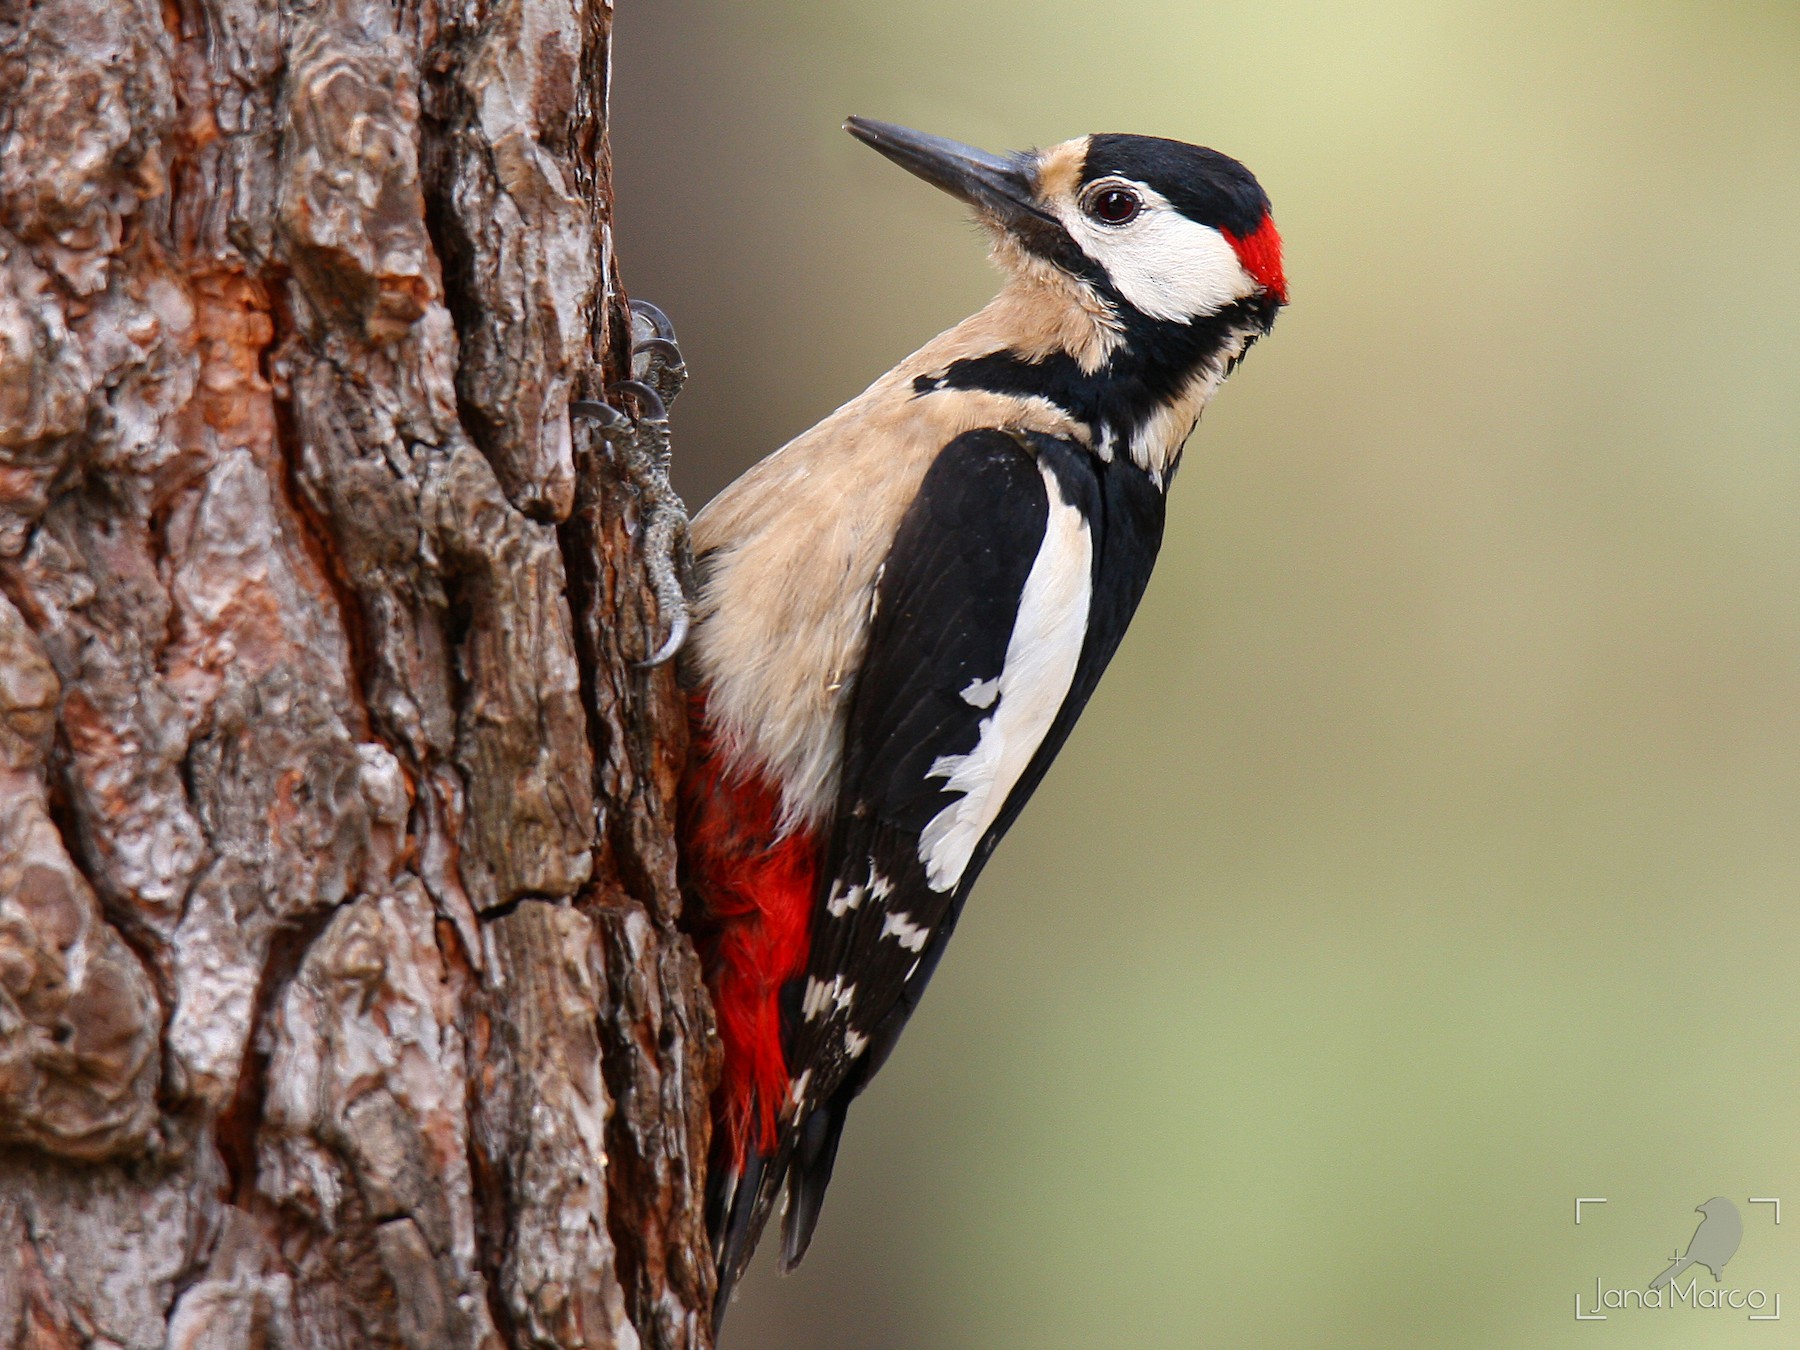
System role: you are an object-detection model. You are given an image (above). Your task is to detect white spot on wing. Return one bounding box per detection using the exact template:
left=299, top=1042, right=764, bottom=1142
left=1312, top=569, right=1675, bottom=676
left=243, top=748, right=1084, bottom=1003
left=844, top=1030, right=869, bottom=1057
left=917, top=462, right=1093, bottom=892
left=869, top=871, right=894, bottom=900
left=788, top=1069, right=812, bottom=1108
left=826, top=881, right=865, bottom=917
left=880, top=911, right=931, bottom=952
left=803, top=975, right=853, bottom=1020
left=960, top=677, right=999, bottom=708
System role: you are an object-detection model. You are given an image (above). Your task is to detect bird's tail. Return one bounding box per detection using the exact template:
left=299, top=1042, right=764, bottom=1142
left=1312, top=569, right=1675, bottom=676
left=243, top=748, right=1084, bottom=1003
left=706, top=1092, right=854, bottom=1337
left=1650, top=1255, right=1692, bottom=1290
left=707, top=1142, right=784, bottom=1337
left=779, top=1094, right=851, bottom=1272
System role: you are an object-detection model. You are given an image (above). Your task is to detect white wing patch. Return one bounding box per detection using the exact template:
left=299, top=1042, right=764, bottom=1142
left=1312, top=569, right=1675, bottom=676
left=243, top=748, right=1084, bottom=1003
left=880, top=911, right=932, bottom=952
left=802, top=975, right=857, bottom=1020
left=960, top=677, right=1000, bottom=708
left=826, top=880, right=865, bottom=917
left=917, top=461, right=1093, bottom=892
left=788, top=1069, right=812, bottom=1109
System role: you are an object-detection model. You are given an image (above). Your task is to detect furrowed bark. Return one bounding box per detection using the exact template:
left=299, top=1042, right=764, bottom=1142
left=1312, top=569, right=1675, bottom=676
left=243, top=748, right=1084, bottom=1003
left=0, top=0, right=716, bottom=1345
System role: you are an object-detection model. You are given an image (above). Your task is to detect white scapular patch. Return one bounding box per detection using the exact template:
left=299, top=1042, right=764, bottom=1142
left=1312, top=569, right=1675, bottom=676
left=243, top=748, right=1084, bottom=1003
left=880, top=911, right=932, bottom=952
left=917, top=461, right=1093, bottom=892
left=826, top=880, right=865, bottom=917
left=960, top=677, right=1000, bottom=708
left=844, top=1029, right=869, bottom=1058
left=1055, top=181, right=1258, bottom=325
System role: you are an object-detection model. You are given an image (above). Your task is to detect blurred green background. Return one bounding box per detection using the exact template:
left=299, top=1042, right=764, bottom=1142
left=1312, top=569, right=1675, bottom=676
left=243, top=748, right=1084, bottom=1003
left=612, top=3, right=1800, bottom=1346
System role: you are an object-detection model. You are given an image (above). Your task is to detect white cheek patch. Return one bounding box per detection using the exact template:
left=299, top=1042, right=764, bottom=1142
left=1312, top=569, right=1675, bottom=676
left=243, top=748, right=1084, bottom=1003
left=1058, top=182, right=1257, bottom=324
left=917, top=461, right=1093, bottom=892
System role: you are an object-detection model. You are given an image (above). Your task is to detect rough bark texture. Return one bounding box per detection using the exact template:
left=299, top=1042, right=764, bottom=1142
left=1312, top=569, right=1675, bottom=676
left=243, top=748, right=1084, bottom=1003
left=0, top=0, right=717, bottom=1345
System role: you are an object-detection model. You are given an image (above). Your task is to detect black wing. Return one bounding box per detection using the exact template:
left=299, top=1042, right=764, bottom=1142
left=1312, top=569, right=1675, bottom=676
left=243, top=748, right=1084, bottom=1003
left=763, top=427, right=1168, bottom=1272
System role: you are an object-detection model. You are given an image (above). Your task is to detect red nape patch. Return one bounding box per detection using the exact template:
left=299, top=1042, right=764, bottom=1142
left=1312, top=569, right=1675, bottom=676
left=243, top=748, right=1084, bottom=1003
left=1223, top=212, right=1287, bottom=305
left=681, top=692, right=820, bottom=1165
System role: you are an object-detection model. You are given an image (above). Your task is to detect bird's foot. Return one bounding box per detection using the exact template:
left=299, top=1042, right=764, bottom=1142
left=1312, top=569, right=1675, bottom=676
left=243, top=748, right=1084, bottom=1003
left=629, top=298, right=688, bottom=409
left=572, top=300, right=693, bottom=667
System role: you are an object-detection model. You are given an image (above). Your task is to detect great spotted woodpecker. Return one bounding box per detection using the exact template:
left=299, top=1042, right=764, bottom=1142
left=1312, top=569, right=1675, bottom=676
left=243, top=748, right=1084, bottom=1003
left=680, top=118, right=1286, bottom=1322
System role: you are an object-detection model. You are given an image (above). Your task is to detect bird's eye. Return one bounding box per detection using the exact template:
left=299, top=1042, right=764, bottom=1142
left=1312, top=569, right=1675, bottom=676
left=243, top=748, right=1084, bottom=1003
left=1085, top=186, right=1142, bottom=226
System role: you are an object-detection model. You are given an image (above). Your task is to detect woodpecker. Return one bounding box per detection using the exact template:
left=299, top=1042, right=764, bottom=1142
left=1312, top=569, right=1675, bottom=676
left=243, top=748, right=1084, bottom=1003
left=680, top=118, right=1286, bottom=1323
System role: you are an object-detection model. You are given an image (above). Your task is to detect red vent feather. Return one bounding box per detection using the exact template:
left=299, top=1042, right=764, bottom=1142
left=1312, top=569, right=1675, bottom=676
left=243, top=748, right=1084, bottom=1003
left=681, top=695, right=820, bottom=1163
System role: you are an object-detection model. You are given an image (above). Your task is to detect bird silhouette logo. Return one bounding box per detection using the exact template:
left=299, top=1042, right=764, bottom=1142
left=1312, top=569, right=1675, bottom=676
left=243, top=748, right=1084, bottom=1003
left=1649, top=1197, right=1742, bottom=1290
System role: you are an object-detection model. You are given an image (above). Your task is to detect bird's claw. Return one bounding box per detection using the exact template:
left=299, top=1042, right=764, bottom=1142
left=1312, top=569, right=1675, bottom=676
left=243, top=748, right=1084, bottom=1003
left=570, top=399, right=629, bottom=429
left=630, top=299, right=688, bottom=409
left=572, top=302, right=694, bottom=667
left=609, top=378, right=667, bottom=424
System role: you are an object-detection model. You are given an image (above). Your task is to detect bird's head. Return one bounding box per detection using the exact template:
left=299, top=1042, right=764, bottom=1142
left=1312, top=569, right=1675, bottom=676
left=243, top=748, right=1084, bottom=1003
left=845, top=117, right=1286, bottom=337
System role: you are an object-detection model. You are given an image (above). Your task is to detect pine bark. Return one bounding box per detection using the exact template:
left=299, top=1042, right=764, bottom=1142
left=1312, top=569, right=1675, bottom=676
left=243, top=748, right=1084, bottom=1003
left=0, top=0, right=716, bottom=1345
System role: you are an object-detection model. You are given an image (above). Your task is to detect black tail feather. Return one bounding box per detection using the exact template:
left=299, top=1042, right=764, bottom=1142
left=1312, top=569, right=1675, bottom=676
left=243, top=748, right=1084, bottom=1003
left=707, top=1143, right=785, bottom=1338
left=706, top=1097, right=856, bottom=1335
left=779, top=1095, right=851, bottom=1273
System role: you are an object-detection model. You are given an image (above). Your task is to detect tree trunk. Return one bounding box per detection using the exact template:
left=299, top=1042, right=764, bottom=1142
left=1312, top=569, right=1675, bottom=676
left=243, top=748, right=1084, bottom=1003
left=0, top=0, right=716, bottom=1345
